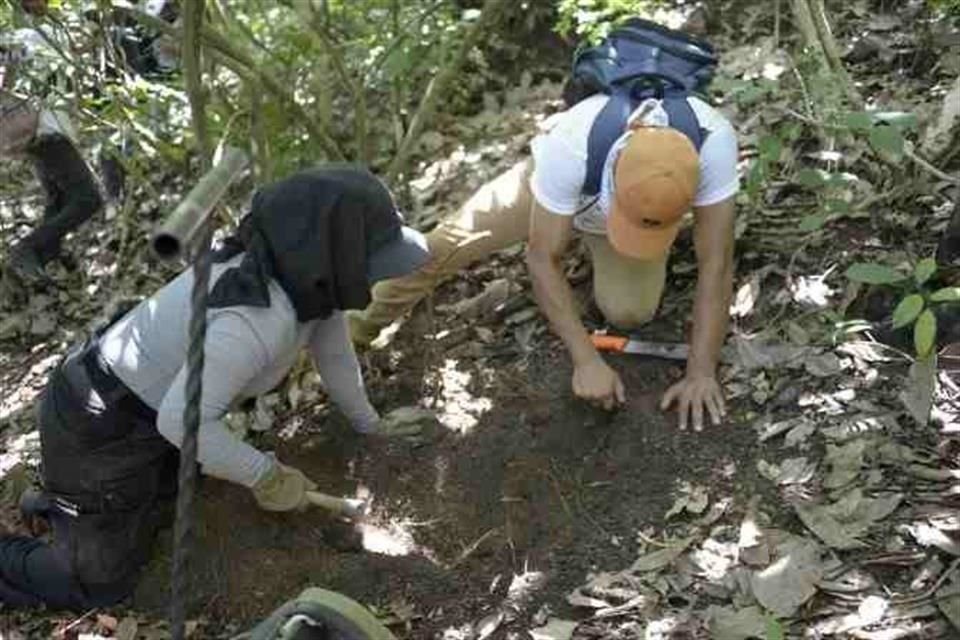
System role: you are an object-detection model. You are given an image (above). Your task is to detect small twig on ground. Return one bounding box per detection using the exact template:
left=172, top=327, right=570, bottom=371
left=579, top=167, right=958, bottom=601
left=449, top=527, right=502, bottom=568
left=904, top=142, right=960, bottom=185
left=788, top=65, right=819, bottom=127
left=635, top=529, right=686, bottom=549
left=891, top=557, right=960, bottom=605
left=567, top=464, right=610, bottom=538
left=541, top=463, right=575, bottom=521
left=58, top=608, right=98, bottom=635
left=423, top=294, right=444, bottom=408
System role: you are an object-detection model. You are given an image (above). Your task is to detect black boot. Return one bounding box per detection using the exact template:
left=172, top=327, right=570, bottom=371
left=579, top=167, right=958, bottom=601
left=7, top=244, right=50, bottom=286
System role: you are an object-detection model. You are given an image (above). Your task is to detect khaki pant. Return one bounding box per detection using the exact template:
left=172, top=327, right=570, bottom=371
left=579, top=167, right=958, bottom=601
left=349, top=159, right=668, bottom=343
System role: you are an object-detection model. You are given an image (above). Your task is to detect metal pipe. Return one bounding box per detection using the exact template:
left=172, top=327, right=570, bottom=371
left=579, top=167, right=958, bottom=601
left=152, top=146, right=248, bottom=261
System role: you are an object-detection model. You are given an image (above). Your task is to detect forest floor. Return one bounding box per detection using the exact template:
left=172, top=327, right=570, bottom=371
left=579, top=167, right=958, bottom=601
left=1, top=1, right=959, bottom=639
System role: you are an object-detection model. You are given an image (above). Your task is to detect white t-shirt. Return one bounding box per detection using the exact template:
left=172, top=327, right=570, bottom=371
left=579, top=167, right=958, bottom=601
left=529, top=95, right=739, bottom=234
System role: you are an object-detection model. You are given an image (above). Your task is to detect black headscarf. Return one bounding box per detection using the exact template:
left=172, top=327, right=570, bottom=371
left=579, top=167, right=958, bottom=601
left=207, top=165, right=401, bottom=322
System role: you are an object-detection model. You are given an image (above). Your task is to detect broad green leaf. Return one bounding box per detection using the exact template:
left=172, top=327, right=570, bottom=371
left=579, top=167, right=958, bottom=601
left=844, top=111, right=873, bottom=131
left=914, top=258, right=937, bottom=285
left=766, top=615, right=785, bottom=640
left=749, top=159, right=769, bottom=183
left=759, top=135, right=783, bottom=163
left=737, top=84, right=767, bottom=105
left=869, top=125, right=904, bottom=159
left=746, top=160, right=768, bottom=198
left=871, top=111, right=918, bottom=130
left=845, top=263, right=908, bottom=285
left=796, top=168, right=829, bottom=189
left=630, top=537, right=694, bottom=572
left=892, top=294, right=924, bottom=329
left=758, top=79, right=780, bottom=93
left=902, top=352, right=937, bottom=425
left=827, top=171, right=859, bottom=186
left=930, top=287, right=960, bottom=303
left=825, top=198, right=851, bottom=214
left=780, top=122, right=803, bottom=141
left=914, top=309, right=937, bottom=357
left=799, top=213, right=829, bottom=232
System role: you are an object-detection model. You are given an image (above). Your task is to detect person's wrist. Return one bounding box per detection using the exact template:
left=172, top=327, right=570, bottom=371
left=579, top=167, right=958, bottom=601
left=685, top=356, right=717, bottom=380
left=571, top=344, right=604, bottom=369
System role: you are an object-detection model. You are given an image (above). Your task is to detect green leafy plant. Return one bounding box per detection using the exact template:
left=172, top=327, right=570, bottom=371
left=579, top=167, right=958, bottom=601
left=929, top=0, right=960, bottom=16
left=841, top=110, right=918, bottom=162
left=787, top=110, right=917, bottom=230
left=3, top=0, right=518, bottom=187
left=845, top=257, right=958, bottom=357
left=741, top=118, right=801, bottom=206
left=765, top=613, right=785, bottom=640
left=556, top=0, right=668, bottom=42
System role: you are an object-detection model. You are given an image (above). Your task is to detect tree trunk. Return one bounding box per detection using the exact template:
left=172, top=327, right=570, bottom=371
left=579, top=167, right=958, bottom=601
left=385, top=0, right=511, bottom=183
left=183, top=0, right=211, bottom=166
left=790, top=0, right=861, bottom=107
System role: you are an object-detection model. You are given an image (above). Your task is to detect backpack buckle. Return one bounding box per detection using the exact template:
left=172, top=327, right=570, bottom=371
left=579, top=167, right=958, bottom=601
left=53, top=497, right=81, bottom=517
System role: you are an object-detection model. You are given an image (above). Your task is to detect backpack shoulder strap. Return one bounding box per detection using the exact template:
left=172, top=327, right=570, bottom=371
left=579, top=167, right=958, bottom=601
left=584, top=91, right=633, bottom=196
left=584, top=95, right=708, bottom=197
left=661, top=96, right=705, bottom=151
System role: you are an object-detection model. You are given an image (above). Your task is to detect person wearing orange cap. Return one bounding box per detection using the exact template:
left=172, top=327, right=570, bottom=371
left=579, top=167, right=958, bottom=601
left=527, top=94, right=738, bottom=431
left=349, top=93, right=738, bottom=431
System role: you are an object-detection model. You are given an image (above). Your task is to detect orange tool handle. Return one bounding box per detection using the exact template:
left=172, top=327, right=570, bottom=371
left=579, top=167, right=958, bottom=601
left=591, top=334, right=629, bottom=352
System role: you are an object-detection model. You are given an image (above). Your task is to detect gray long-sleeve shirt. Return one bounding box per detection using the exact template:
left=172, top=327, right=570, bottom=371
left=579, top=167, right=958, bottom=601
left=99, top=254, right=379, bottom=488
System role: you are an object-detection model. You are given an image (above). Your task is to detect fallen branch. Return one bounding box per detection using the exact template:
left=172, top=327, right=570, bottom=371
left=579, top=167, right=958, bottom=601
left=921, top=74, right=960, bottom=161
left=891, top=558, right=960, bottom=605
left=904, top=141, right=960, bottom=185
left=59, top=608, right=99, bottom=635
left=449, top=527, right=502, bottom=568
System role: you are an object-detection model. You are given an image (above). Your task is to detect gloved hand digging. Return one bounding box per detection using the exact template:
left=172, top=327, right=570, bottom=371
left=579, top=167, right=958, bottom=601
left=252, top=457, right=317, bottom=512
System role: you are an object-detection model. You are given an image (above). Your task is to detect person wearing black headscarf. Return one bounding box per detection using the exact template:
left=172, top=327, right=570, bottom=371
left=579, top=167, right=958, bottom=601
left=0, top=166, right=429, bottom=609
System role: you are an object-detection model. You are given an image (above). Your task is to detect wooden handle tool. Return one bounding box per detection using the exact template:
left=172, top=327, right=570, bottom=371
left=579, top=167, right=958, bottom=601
left=305, top=491, right=368, bottom=519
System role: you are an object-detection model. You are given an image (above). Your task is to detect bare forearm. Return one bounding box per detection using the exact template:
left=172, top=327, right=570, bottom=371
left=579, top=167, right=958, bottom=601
left=687, top=257, right=733, bottom=376
left=528, top=253, right=598, bottom=366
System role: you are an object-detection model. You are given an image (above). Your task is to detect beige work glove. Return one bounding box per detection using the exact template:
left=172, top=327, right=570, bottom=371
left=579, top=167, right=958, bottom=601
left=252, top=457, right=317, bottom=512
left=366, top=406, right=438, bottom=445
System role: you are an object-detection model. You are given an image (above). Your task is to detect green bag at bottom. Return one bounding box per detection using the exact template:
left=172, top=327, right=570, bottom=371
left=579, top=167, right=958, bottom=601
left=247, top=588, right=396, bottom=640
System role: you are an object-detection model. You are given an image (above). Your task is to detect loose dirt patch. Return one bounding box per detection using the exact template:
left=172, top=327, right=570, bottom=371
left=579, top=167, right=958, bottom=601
left=133, top=333, right=762, bottom=638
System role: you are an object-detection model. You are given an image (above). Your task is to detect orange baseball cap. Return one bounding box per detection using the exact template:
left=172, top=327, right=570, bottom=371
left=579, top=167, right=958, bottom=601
left=607, top=127, right=700, bottom=261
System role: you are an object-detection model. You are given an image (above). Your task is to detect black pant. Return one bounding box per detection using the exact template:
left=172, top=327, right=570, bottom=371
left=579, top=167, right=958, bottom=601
left=0, top=338, right=178, bottom=609
left=16, top=133, right=103, bottom=265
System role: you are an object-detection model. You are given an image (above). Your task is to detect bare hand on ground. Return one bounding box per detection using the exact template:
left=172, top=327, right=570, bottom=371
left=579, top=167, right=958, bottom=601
left=660, top=375, right=725, bottom=432
left=573, top=357, right=626, bottom=411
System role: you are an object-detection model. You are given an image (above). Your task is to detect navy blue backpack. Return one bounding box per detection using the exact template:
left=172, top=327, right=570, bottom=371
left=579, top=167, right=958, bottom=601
left=568, top=18, right=719, bottom=196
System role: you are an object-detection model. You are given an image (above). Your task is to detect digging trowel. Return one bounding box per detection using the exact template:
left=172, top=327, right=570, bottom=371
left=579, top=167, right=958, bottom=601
left=306, top=491, right=368, bottom=520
